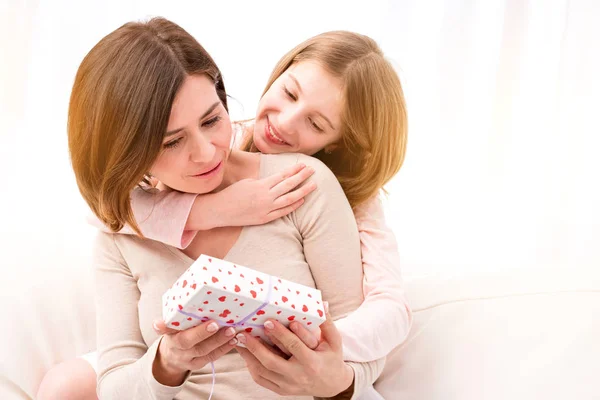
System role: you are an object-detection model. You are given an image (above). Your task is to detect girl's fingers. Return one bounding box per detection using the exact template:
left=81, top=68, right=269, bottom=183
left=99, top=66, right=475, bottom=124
left=265, top=199, right=304, bottom=221
left=270, top=166, right=315, bottom=197
left=264, top=163, right=306, bottom=188
left=272, top=182, right=317, bottom=209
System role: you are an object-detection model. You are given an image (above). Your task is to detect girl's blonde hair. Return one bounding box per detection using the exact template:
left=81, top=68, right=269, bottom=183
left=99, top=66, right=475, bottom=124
left=243, top=31, right=407, bottom=208
left=68, top=18, right=227, bottom=236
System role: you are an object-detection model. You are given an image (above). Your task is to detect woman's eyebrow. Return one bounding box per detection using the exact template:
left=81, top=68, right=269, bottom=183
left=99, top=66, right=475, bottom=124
left=166, top=101, right=221, bottom=136
left=289, top=74, right=335, bottom=130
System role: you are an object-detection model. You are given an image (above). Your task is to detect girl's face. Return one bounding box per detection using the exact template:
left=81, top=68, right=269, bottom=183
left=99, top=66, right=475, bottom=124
left=150, top=74, right=232, bottom=194
left=254, top=61, right=343, bottom=156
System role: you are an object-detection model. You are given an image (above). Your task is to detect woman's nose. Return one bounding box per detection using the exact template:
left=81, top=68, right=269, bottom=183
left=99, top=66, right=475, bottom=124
left=189, top=132, right=215, bottom=163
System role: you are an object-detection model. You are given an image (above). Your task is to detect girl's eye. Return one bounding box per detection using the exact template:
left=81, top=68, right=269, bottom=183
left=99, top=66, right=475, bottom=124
left=283, top=86, right=297, bottom=101
left=163, top=138, right=182, bottom=150
left=202, top=115, right=222, bottom=128
left=309, top=118, right=324, bottom=132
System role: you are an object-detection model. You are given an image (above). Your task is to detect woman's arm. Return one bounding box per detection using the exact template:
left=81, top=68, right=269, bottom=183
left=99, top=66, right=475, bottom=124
left=334, top=196, right=413, bottom=362
left=93, top=232, right=190, bottom=399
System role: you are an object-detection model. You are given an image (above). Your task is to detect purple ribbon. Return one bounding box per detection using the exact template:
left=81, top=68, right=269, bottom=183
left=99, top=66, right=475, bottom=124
left=174, top=275, right=274, bottom=400
left=176, top=274, right=274, bottom=328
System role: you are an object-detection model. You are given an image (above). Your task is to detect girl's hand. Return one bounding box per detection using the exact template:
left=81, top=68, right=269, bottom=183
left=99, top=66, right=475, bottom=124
left=235, top=302, right=355, bottom=397
left=151, top=319, right=238, bottom=386
left=209, top=163, right=317, bottom=228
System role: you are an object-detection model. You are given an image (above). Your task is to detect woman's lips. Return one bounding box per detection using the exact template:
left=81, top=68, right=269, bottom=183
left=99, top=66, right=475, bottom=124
left=191, top=161, right=222, bottom=178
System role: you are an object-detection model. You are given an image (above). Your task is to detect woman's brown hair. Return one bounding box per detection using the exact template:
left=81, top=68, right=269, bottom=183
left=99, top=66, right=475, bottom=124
left=243, top=31, right=407, bottom=208
left=68, top=17, right=227, bottom=236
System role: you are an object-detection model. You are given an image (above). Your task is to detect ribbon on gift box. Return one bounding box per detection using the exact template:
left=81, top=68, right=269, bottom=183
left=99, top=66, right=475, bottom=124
left=175, top=275, right=275, bottom=400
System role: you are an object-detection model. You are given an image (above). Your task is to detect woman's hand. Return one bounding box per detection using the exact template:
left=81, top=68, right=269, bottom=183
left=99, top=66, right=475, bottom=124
left=151, top=319, right=238, bottom=386
left=235, top=302, right=355, bottom=397
left=188, top=163, right=317, bottom=230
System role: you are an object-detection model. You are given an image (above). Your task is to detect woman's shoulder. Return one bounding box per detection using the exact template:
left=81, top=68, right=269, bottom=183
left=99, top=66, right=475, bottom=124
left=261, top=153, right=334, bottom=180
left=260, top=153, right=345, bottom=205
left=93, top=229, right=178, bottom=267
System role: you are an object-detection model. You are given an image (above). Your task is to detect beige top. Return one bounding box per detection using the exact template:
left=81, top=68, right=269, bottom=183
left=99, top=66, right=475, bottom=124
left=94, top=153, right=384, bottom=400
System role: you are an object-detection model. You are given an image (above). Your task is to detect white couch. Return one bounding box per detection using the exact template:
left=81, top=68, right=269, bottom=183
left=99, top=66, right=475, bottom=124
left=1, top=231, right=598, bottom=399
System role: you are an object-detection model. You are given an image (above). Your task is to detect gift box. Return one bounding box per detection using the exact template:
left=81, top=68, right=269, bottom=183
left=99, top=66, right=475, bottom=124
left=162, top=255, right=326, bottom=345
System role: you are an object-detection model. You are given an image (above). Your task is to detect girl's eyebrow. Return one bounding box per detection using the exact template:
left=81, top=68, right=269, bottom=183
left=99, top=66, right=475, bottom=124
left=165, top=101, right=220, bottom=136
left=289, top=74, right=335, bottom=131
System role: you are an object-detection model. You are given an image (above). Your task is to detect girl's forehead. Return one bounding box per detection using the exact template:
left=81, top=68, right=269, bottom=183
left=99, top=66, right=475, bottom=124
left=284, top=61, right=344, bottom=126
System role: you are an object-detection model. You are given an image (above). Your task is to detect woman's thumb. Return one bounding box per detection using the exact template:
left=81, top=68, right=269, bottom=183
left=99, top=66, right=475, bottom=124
left=318, top=302, right=342, bottom=351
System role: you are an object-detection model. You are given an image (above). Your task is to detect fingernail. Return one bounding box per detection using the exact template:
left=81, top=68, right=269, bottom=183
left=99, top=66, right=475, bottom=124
left=228, top=338, right=238, bottom=345
left=153, top=321, right=159, bottom=332
left=225, top=327, right=236, bottom=337
left=207, top=322, right=219, bottom=332
left=236, top=333, right=247, bottom=344
left=324, top=301, right=329, bottom=314
left=264, top=321, right=275, bottom=330
left=308, top=167, right=315, bottom=173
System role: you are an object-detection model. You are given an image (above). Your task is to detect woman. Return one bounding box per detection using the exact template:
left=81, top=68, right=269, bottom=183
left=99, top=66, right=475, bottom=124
left=39, top=17, right=381, bottom=399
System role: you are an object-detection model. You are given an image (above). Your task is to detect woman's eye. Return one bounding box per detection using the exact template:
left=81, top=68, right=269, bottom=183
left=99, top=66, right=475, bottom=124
left=283, top=86, right=297, bottom=101
left=163, top=138, right=182, bottom=149
left=202, top=115, right=222, bottom=128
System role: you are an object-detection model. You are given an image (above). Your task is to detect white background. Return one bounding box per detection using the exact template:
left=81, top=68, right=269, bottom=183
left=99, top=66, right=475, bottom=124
left=1, top=0, right=599, bottom=292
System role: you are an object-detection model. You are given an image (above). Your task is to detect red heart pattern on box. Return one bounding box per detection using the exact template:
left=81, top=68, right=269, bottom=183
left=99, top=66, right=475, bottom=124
left=162, top=255, right=326, bottom=345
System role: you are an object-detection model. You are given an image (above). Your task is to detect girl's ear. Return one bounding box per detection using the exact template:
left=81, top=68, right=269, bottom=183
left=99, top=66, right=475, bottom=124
left=323, top=143, right=339, bottom=154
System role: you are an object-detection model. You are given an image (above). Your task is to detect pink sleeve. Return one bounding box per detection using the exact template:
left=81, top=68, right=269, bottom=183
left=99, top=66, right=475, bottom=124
left=87, top=187, right=198, bottom=249
left=334, top=196, right=413, bottom=362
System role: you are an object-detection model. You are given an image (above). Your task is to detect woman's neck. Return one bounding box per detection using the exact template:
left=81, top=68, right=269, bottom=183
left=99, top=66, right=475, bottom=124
left=216, top=150, right=261, bottom=192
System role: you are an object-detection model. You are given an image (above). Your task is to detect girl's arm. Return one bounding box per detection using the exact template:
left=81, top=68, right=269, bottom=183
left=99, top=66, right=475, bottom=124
left=334, top=196, right=413, bottom=362
left=290, top=154, right=386, bottom=399
left=90, top=163, right=316, bottom=249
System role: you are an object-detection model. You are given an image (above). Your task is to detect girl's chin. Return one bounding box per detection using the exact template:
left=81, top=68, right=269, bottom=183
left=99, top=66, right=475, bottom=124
left=253, top=135, right=269, bottom=153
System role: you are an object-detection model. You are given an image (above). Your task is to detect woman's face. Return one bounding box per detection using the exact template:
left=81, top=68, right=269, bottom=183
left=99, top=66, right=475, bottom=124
left=150, top=74, right=232, bottom=194
left=254, top=61, right=343, bottom=156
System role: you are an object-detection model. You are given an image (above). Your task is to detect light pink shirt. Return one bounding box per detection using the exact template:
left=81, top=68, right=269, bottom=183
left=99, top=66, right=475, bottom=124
left=92, top=187, right=413, bottom=363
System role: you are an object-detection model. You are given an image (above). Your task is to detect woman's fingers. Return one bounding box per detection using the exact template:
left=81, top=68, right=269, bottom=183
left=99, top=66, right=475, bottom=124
left=235, top=332, right=292, bottom=374
left=189, top=338, right=238, bottom=369
left=317, top=301, right=342, bottom=352
left=267, top=334, right=293, bottom=358
left=237, top=347, right=287, bottom=391
left=190, top=326, right=238, bottom=358
left=260, top=320, right=314, bottom=364
left=288, top=321, right=319, bottom=350
left=153, top=319, right=180, bottom=335
left=170, top=320, right=221, bottom=350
